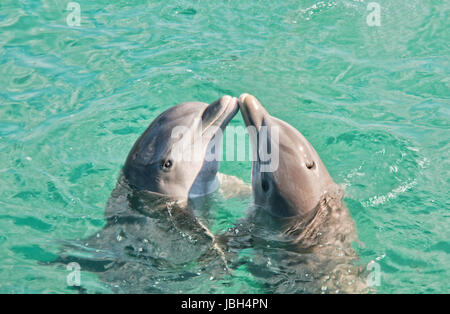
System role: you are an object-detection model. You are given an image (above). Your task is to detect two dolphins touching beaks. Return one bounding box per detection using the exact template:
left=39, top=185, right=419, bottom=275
left=123, top=93, right=335, bottom=222
left=59, top=93, right=368, bottom=293
left=114, top=93, right=368, bottom=293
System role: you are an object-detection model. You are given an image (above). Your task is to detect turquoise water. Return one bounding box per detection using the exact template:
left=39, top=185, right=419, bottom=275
left=0, top=0, right=449, bottom=293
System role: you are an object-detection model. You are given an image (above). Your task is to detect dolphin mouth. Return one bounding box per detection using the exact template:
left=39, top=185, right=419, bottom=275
left=238, top=93, right=268, bottom=131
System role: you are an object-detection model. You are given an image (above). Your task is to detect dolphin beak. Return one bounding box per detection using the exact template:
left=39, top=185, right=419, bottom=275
left=201, top=95, right=238, bottom=134
left=238, top=93, right=268, bottom=131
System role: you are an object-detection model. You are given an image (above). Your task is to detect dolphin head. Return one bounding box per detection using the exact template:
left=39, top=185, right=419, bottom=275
left=239, top=93, right=335, bottom=221
left=123, top=95, right=238, bottom=199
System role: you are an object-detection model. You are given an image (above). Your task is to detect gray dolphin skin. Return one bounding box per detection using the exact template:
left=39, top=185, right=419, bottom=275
left=123, top=95, right=238, bottom=199
left=57, top=93, right=367, bottom=293
left=57, top=96, right=238, bottom=293
left=238, top=93, right=335, bottom=221
left=237, top=93, right=367, bottom=293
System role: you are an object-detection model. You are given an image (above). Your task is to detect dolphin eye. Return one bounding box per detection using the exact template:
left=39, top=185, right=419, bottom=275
left=305, top=161, right=315, bottom=169
left=161, top=160, right=173, bottom=170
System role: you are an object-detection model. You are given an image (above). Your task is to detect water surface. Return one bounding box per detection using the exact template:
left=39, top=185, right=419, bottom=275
left=0, top=0, right=448, bottom=293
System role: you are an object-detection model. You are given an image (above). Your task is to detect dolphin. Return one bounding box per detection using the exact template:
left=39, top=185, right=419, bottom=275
left=235, top=93, right=367, bottom=293
left=57, top=96, right=240, bottom=293
left=122, top=95, right=239, bottom=200
left=238, top=93, right=335, bottom=221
